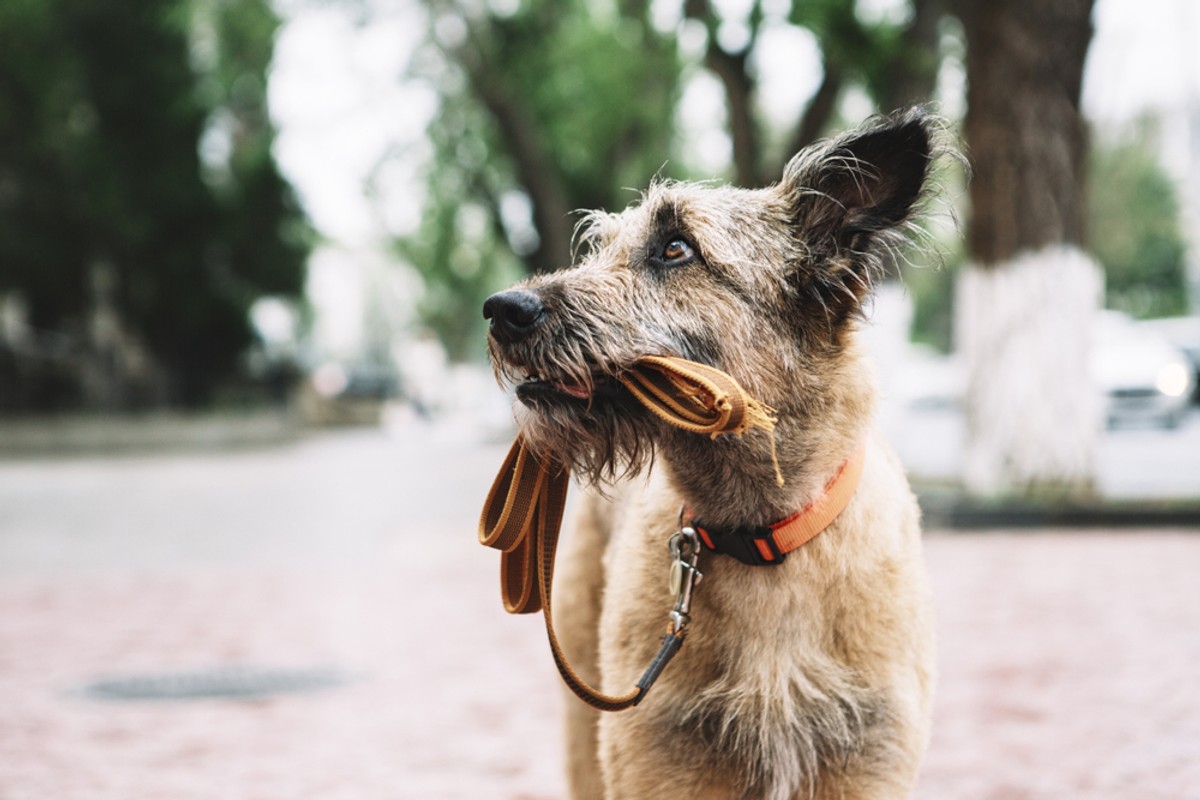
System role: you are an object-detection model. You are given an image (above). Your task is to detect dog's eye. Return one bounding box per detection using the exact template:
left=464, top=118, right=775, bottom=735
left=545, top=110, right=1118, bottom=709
left=661, top=238, right=694, bottom=263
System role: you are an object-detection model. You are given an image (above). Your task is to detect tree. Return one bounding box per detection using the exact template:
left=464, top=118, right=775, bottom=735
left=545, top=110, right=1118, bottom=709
left=403, top=0, right=682, bottom=359
left=402, top=0, right=946, bottom=360
left=682, top=0, right=944, bottom=187
left=950, top=0, right=1100, bottom=496
left=0, top=0, right=308, bottom=408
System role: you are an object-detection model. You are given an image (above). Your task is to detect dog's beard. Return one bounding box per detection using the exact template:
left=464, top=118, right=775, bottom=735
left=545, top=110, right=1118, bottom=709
left=490, top=343, right=664, bottom=484
left=511, top=379, right=661, bottom=485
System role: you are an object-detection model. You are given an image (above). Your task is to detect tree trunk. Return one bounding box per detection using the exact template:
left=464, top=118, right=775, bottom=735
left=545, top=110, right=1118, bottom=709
left=705, top=43, right=761, bottom=187
left=782, top=60, right=842, bottom=162
left=464, top=59, right=575, bottom=274
left=956, top=248, right=1103, bottom=494
left=881, top=0, right=943, bottom=112
left=444, top=18, right=575, bottom=275
left=684, top=0, right=762, bottom=187
left=953, top=0, right=1100, bottom=497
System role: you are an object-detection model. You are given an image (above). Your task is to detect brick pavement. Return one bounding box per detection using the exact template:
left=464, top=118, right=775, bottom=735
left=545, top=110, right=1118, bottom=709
left=1, top=428, right=1198, bottom=799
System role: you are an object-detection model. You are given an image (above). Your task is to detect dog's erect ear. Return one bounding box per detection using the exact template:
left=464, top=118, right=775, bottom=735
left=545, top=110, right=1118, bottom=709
left=777, top=109, right=936, bottom=319
left=780, top=109, right=934, bottom=250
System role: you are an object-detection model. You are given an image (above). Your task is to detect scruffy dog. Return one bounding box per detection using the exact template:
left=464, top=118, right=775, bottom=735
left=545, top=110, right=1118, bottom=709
left=483, top=109, right=943, bottom=800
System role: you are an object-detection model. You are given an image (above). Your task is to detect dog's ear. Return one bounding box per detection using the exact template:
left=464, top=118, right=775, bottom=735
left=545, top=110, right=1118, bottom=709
left=777, top=109, right=936, bottom=318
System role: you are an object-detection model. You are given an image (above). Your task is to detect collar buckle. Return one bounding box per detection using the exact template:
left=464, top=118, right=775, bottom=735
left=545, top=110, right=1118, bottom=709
left=694, top=523, right=786, bottom=566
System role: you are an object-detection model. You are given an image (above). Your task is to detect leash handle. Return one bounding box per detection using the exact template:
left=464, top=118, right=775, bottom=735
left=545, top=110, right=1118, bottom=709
left=617, top=355, right=776, bottom=437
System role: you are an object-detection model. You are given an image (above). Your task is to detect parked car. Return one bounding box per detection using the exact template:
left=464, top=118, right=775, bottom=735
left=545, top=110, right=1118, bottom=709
left=1137, top=315, right=1200, bottom=404
left=1091, top=311, right=1195, bottom=429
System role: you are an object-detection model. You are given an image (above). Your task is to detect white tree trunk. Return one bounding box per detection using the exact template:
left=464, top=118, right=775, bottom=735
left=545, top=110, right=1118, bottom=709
left=955, top=246, right=1104, bottom=496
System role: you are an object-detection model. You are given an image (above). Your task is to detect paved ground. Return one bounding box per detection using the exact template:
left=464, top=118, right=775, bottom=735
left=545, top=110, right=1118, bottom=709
left=1, top=424, right=1198, bottom=799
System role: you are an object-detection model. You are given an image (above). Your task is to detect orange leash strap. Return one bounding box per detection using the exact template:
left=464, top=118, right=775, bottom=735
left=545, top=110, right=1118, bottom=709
left=478, top=356, right=778, bottom=711
left=618, top=355, right=773, bottom=437
left=479, top=436, right=649, bottom=710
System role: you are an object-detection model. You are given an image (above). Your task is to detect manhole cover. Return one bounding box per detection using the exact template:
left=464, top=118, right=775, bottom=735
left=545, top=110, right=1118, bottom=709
left=80, top=666, right=354, bottom=701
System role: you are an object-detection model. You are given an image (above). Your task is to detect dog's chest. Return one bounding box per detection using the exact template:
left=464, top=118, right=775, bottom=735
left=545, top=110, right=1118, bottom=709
left=599, top=515, right=885, bottom=793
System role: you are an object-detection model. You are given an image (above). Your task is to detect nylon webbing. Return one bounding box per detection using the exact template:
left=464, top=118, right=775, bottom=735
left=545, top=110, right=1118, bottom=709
left=617, top=355, right=785, bottom=439
left=478, top=356, right=777, bottom=711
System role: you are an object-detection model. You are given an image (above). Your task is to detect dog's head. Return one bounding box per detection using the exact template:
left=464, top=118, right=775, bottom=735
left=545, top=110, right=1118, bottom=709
left=485, top=109, right=945, bottom=482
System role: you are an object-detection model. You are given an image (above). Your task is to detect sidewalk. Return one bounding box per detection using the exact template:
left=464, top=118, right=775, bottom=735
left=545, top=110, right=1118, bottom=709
left=0, top=425, right=1197, bottom=798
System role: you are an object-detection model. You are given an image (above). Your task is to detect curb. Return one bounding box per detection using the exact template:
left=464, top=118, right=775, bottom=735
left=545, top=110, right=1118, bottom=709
left=916, top=487, right=1200, bottom=530
left=0, top=411, right=301, bottom=458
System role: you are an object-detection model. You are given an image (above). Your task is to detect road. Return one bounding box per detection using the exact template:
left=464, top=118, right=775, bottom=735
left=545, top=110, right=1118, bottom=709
left=0, top=421, right=1198, bottom=799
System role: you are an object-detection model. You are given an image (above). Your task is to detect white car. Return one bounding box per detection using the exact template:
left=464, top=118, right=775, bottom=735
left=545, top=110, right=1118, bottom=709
left=1139, top=315, right=1200, bottom=403
left=1091, top=311, right=1195, bottom=429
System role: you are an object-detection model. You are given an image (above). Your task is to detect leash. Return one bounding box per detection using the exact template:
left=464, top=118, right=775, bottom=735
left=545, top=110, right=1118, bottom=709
left=481, top=356, right=862, bottom=712
left=479, top=356, right=778, bottom=711
left=477, top=437, right=702, bottom=710
left=479, top=356, right=776, bottom=710
left=478, top=356, right=866, bottom=710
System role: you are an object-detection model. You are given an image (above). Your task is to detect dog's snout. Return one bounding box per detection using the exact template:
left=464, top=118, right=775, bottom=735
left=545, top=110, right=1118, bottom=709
left=483, top=289, right=545, bottom=344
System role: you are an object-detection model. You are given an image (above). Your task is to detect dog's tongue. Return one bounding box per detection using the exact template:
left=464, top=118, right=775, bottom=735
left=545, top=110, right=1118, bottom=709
left=553, top=380, right=591, bottom=399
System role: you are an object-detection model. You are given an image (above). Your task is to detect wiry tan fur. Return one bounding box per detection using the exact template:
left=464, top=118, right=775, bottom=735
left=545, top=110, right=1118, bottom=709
left=485, top=109, right=948, bottom=799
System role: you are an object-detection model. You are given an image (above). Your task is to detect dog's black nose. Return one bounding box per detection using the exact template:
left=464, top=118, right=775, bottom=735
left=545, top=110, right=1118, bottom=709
left=483, top=289, right=545, bottom=344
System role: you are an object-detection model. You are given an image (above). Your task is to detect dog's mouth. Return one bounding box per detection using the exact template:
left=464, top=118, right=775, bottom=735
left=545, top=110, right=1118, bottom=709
left=514, top=370, right=615, bottom=405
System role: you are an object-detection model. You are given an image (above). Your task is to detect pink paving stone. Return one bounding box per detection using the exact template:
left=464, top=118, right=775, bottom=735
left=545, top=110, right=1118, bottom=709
left=2, top=531, right=1199, bottom=799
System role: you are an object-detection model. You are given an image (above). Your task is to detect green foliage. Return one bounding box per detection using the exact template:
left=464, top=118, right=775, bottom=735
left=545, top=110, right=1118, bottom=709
left=0, top=0, right=308, bottom=407
left=481, top=2, right=680, bottom=212
left=395, top=90, right=525, bottom=362
left=403, top=0, right=683, bottom=359
left=907, top=258, right=958, bottom=354
left=790, top=0, right=931, bottom=109
left=1089, top=126, right=1189, bottom=319
left=394, top=89, right=522, bottom=362
left=907, top=153, right=970, bottom=354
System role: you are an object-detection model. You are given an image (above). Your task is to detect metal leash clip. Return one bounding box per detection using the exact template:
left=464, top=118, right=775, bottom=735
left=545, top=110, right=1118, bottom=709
left=667, top=513, right=703, bottom=635
left=629, top=512, right=705, bottom=702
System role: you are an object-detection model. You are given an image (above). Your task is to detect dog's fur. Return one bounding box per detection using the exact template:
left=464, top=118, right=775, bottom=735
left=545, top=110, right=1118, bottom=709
left=485, top=109, right=944, bottom=800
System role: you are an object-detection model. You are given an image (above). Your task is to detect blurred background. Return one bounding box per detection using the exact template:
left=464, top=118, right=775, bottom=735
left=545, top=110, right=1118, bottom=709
left=1, top=0, right=1198, bottom=798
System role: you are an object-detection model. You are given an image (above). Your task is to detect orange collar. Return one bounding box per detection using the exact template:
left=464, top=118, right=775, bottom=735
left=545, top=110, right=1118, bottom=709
left=692, top=443, right=867, bottom=565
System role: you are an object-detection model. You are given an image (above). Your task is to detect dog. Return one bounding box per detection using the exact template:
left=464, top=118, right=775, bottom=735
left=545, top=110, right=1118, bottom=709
left=483, top=109, right=944, bottom=800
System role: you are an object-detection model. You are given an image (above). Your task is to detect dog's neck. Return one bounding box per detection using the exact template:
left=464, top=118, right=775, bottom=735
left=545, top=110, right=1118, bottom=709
left=659, top=354, right=875, bottom=529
